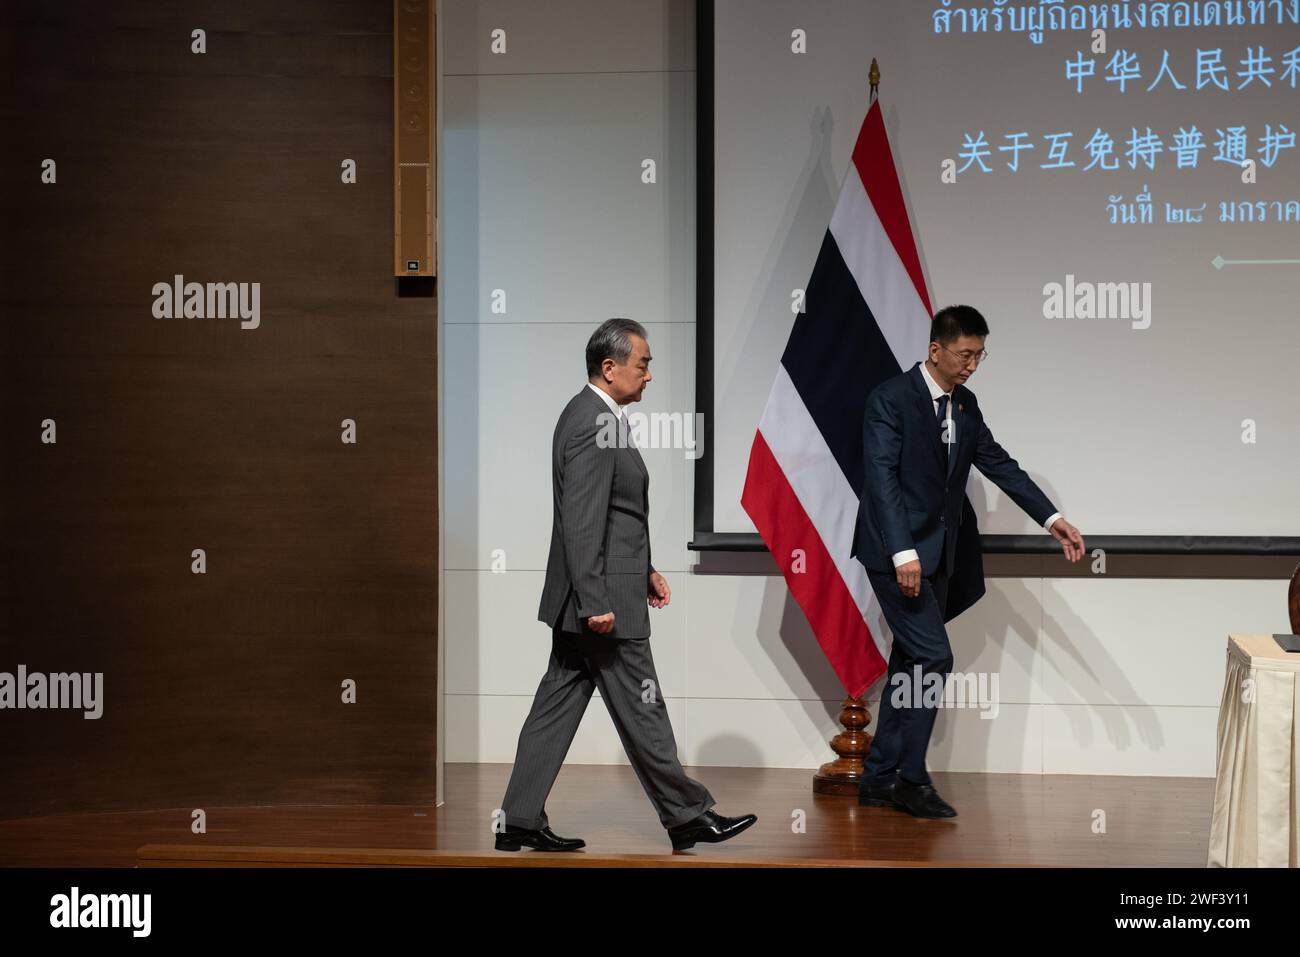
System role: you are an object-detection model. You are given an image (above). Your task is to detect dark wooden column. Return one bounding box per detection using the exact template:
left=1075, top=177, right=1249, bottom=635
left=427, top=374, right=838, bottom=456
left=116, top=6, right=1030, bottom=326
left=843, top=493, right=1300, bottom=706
left=0, top=1, right=439, bottom=820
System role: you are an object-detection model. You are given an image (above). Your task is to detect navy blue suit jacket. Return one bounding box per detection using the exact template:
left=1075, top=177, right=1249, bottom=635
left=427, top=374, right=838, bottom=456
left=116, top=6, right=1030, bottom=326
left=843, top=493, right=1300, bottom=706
left=850, top=362, right=1058, bottom=621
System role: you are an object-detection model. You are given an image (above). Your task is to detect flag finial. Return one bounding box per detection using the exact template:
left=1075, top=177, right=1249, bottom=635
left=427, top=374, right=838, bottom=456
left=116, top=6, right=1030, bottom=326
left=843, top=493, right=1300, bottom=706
left=868, top=57, right=880, bottom=102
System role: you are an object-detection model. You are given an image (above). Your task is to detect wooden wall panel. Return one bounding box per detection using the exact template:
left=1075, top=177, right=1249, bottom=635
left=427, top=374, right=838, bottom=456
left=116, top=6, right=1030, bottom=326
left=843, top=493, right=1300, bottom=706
left=394, top=0, right=436, bottom=276
left=0, top=1, right=438, bottom=819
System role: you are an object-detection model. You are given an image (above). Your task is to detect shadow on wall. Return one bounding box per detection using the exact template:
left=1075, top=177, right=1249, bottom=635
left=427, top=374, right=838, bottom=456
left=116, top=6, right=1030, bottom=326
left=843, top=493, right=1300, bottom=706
left=688, top=488, right=1171, bottom=773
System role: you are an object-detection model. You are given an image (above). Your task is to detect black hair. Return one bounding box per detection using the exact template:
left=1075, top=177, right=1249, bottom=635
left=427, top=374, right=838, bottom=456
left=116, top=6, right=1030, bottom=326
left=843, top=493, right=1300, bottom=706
left=930, top=305, right=989, bottom=345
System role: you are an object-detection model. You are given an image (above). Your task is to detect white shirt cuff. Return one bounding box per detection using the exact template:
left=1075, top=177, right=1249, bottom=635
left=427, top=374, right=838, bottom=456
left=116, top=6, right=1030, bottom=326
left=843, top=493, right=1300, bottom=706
left=1043, top=512, right=1061, bottom=532
left=891, top=548, right=919, bottom=567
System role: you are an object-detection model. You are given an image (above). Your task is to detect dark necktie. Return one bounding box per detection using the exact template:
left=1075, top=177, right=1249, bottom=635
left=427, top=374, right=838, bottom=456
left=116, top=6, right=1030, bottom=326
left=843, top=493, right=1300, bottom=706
left=936, top=394, right=950, bottom=462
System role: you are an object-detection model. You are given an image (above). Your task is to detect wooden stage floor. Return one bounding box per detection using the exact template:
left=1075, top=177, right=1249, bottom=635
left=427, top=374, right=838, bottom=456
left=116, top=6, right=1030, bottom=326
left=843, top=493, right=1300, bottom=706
left=0, top=764, right=1213, bottom=868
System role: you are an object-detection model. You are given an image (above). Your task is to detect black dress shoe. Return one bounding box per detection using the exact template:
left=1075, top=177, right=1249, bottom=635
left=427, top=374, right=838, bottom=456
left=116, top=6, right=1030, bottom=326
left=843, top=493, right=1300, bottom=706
left=667, top=809, right=757, bottom=851
left=494, top=824, right=586, bottom=851
left=892, top=777, right=958, bottom=819
left=857, top=773, right=902, bottom=808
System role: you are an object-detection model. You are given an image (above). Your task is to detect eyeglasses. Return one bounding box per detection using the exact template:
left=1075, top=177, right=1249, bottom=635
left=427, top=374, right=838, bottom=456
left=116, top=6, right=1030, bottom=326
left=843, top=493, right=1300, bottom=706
left=940, top=345, right=989, bottom=366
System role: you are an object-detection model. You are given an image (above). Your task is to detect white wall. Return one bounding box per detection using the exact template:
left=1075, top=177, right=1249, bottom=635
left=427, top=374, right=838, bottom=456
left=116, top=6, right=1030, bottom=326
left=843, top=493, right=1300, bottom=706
left=440, top=0, right=1288, bottom=778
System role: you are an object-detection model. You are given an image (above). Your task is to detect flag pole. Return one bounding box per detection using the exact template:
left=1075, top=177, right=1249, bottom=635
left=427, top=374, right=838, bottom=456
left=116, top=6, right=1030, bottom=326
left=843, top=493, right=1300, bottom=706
left=813, top=58, right=880, bottom=797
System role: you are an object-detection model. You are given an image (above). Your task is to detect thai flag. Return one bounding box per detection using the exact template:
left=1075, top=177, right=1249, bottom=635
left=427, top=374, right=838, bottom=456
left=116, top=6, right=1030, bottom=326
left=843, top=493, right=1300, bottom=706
left=740, top=99, right=932, bottom=698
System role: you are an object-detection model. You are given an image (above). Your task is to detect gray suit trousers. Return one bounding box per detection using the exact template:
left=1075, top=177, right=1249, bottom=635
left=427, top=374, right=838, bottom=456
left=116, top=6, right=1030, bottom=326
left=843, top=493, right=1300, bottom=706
left=501, top=622, right=715, bottom=831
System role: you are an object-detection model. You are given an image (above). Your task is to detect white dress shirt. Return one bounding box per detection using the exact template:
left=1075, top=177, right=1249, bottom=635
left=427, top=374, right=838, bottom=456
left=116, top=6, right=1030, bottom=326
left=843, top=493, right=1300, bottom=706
left=587, top=381, right=625, bottom=420
left=890, top=361, right=1061, bottom=569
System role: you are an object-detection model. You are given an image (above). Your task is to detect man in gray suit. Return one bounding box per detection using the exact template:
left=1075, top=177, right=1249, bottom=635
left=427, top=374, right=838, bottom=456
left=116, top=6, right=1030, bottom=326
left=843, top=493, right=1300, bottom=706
left=497, top=318, right=757, bottom=852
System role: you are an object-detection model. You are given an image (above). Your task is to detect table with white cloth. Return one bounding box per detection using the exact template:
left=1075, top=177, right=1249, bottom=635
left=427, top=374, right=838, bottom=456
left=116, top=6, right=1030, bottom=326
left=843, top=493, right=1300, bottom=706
left=1208, top=633, right=1300, bottom=867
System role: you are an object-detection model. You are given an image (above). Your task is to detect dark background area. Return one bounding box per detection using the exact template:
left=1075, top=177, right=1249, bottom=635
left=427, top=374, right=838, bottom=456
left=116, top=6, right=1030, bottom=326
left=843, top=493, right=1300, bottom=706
left=0, top=1, right=438, bottom=820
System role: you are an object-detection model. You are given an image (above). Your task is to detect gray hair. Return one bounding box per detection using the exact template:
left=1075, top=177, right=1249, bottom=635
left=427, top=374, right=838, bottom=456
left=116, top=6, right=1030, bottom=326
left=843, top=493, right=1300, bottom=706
left=585, top=318, right=647, bottom=378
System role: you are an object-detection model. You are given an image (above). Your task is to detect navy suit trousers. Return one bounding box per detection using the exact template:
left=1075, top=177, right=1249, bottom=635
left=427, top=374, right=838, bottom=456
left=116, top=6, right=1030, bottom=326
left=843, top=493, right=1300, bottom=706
left=861, top=563, right=953, bottom=787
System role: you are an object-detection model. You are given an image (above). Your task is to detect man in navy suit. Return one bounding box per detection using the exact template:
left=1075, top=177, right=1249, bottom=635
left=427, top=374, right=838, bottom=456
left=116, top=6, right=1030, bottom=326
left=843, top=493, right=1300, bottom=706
left=850, top=305, right=1085, bottom=818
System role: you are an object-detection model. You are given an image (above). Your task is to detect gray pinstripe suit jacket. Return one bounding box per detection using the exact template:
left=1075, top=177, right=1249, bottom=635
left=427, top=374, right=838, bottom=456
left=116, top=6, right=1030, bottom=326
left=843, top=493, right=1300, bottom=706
left=537, top=385, right=656, bottom=639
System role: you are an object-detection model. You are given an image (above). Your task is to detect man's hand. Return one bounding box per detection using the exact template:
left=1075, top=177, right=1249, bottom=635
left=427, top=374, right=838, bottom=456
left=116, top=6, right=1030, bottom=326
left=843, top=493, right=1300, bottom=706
left=586, top=612, right=615, bottom=634
left=895, top=559, right=922, bottom=599
left=1049, top=517, right=1085, bottom=562
left=648, top=572, right=671, bottom=609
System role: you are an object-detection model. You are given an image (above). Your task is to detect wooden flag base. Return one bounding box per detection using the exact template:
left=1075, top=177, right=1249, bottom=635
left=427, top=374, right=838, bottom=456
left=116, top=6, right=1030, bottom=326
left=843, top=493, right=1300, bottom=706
left=812, top=697, right=873, bottom=795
